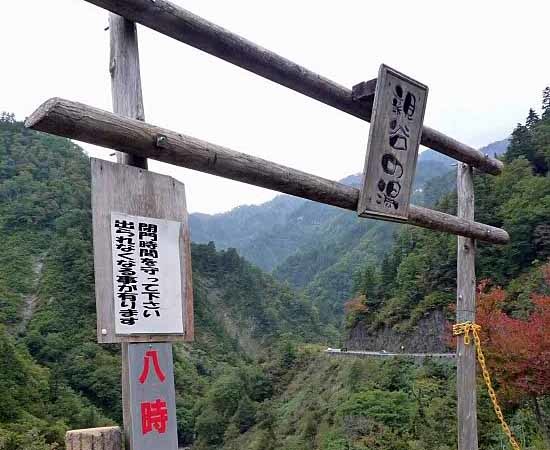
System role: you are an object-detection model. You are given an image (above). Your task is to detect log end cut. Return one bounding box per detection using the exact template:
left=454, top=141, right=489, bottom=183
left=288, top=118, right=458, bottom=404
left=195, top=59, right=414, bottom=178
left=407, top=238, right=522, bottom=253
left=25, top=97, right=63, bottom=130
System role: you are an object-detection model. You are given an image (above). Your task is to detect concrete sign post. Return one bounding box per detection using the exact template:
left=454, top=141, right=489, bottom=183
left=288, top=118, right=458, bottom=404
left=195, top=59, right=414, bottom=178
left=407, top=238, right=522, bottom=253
left=358, top=64, right=428, bottom=222
left=126, top=343, right=178, bottom=450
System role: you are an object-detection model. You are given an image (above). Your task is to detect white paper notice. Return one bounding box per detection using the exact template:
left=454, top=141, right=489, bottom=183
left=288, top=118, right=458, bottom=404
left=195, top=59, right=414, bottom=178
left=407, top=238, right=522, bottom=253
left=110, top=212, right=184, bottom=335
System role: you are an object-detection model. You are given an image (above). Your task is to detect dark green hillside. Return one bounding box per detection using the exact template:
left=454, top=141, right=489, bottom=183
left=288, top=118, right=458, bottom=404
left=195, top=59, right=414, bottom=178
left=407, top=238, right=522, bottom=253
left=197, top=106, right=547, bottom=448
left=0, top=114, right=113, bottom=448
left=0, top=115, right=321, bottom=448
left=204, top=342, right=548, bottom=450
left=347, top=120, right=548, bottom=335
left=190, top=195, right=304, bottom=272
left=341, top=93, right=550, bottom=448
left=1, top=87, right=548, bottom=449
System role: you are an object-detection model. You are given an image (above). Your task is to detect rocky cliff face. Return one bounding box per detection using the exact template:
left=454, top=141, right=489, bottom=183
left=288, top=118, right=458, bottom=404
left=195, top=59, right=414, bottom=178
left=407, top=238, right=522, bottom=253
left=345, top=310, right=449, bottom=353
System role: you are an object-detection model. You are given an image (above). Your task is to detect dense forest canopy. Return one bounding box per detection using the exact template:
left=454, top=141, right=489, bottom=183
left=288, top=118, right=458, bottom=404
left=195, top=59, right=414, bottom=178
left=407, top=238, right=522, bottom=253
left=0, top=87, right=549, bottom=449
left=0, top=116, right=321, bottom=448
left=344, top=88, right=550, bottom=448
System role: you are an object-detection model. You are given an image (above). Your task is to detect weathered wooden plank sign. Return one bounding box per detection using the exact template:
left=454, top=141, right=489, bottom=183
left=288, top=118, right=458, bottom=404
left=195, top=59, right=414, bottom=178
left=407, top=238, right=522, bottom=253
left=358, top=65, right=428, bottom=221
left=126, top=343, right=178, bottom=450
left=91, top=158, right=193, bottom=343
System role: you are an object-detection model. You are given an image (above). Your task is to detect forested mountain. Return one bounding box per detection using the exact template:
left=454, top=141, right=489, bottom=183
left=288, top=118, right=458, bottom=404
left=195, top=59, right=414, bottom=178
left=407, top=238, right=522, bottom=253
left=0, top=83, right=549, bottom=450
left=0, top=116, right=321, bottom=448
left=342, top=92, right=550, bottom=447
left=190, top=150, right=457, bottom=273
left=190, top=140, right=510, bottom=276
left=190, top=143, right=508, bottom=324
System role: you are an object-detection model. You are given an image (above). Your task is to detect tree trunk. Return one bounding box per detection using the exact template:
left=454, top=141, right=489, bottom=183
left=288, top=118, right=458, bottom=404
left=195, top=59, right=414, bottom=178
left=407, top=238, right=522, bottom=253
left=532, top=396, right=550, bottom=446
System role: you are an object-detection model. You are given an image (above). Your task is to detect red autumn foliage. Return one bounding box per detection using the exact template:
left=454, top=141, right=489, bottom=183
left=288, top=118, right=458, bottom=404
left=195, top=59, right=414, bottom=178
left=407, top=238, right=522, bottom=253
left=344, top=295, right=368, bottom=315
left=475, top=283, right=550, bottom=403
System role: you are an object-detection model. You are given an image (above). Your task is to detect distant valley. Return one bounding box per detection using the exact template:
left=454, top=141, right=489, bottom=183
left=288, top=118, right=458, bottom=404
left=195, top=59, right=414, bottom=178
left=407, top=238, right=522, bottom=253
left=189, top=141, right=509, bottom=322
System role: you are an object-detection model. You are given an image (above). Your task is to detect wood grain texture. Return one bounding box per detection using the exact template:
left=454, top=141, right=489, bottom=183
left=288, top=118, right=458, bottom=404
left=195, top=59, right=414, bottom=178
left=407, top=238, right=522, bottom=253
left=358, top=65, right=427, bottom=221
left=81, top=0, right=503, bottom=175
left=421, top=126, right=502, bottom=175
left=126, top=343, right=178, bottom=449
left=86, top=0, right=372, bottom=121
left=109, top=14, right=147, bottom=168
left=26, top=98, right=510, bottom=244
left=91, top=158, right=194, bottom=343
left=109, top=14, right=148, bottom=450
left=456, top=163, right=478, bottom=450
left=108, top=16, right=185, bottom=450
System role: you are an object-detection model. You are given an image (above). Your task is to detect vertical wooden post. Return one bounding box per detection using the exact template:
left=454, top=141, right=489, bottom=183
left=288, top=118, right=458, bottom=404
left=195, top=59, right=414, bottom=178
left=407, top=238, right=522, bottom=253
left=109, top=13, right=145, bottom=449
left=109, top=13, right=174, bottom=449
left=109, top=13, right=147, bottom=169
left=456, top=162, right=478, bottom=450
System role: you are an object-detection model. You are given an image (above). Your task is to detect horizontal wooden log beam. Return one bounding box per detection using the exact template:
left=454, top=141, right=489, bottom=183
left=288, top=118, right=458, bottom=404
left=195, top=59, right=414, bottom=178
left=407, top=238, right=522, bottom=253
left=25, top=98, right=510, bottom=244
left=80, top=0, right=503, bottom=175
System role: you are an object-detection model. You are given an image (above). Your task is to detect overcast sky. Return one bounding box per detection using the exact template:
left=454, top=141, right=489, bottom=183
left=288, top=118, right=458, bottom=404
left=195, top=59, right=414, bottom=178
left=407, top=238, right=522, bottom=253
left=2, top=0, right=549, bottom=214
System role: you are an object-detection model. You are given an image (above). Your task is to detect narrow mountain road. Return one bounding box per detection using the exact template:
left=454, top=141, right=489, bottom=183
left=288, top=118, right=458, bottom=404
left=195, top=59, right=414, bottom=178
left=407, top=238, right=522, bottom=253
left=325, top=349, right=456, bottom=359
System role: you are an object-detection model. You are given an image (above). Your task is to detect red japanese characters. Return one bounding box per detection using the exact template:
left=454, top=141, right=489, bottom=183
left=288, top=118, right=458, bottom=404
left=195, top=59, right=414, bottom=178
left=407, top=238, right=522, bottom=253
left=141, top=399, right=168, bottom=435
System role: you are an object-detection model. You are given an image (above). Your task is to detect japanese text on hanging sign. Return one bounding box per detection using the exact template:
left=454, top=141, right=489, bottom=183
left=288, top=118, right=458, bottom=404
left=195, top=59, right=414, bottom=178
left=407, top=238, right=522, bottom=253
left=111, top=212, right=184, bottom=335
left=358, top=65, right=428, bottom=221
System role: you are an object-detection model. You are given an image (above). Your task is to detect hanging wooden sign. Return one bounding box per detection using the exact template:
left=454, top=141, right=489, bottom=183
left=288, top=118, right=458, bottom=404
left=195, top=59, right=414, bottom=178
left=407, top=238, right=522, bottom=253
left=91, top=158, right=194, bottom=343
left=358, top=64, right=428, bottom=221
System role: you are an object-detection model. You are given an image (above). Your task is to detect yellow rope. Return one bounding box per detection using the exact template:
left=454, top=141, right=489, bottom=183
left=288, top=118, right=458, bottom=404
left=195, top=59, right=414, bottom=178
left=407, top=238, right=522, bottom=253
left=453, top=321, right=521, bottom=450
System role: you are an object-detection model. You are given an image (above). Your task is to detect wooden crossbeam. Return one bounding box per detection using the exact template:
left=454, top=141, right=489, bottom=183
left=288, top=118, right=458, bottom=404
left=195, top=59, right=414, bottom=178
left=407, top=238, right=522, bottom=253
left=80, top=0, right=503, bottom=175
left=26, top=98, right=510, bottom=244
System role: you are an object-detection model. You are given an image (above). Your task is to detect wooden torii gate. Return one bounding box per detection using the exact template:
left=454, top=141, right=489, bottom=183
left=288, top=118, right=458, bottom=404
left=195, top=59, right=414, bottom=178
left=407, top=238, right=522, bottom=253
left=25, top=1, right=511, bottom=450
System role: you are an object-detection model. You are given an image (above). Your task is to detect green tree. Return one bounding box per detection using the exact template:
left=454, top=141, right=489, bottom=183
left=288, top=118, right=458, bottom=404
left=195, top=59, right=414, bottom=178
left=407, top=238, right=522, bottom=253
left=195, top=407, right=226, bottom=446
left=526, top=108, right=540, bottom=128
left=354, top=265, right=382, bottom=308
left=339, top=389, right=414, bottom=431
left=542, top=86, right=550, bottom=119
left=505, top=123, right=533, bottom=163
left=233, top=395, right=257, bottom=432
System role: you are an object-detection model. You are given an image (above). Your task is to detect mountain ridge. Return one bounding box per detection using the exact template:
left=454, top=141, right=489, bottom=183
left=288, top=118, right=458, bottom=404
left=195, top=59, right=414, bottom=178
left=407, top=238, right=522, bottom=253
left=2, top=106, right=549, bottom=449
left=189, top=143, right=509, bottom=323
left=189, top=144, right=509, bottom=273
left=189, top=152, right=462, bottom=271
left=0, top=117, right=322, bottom=448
